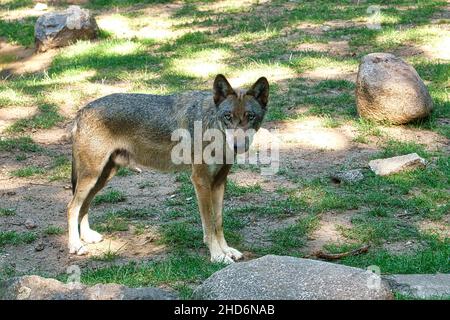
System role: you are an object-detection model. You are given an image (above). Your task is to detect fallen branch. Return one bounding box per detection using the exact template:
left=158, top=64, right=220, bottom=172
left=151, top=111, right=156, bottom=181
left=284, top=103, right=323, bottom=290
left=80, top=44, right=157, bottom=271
left=314, top=245, right=370, bottom=260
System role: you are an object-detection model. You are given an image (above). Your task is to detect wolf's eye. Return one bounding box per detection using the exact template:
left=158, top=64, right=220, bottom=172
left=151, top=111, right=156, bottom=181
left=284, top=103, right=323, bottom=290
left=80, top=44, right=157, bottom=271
left=247, top=112, right=256, bottom=121
left=223, top=113, right=233, bottom=122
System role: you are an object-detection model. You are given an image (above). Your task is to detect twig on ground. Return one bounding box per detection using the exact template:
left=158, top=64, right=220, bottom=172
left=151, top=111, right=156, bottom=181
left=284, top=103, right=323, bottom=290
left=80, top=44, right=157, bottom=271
left=314, top=245, right=370, bottom=260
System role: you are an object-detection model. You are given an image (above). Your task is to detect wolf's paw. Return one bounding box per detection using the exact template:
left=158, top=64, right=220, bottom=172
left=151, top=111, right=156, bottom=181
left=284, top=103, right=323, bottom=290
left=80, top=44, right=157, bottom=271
left=223, top=247, right=243, bottom=261
left=211, top=253, right=235, bottom=264
left=81, top=229, right=103, bottom=244
left=68, top=242, right=88, bottom=256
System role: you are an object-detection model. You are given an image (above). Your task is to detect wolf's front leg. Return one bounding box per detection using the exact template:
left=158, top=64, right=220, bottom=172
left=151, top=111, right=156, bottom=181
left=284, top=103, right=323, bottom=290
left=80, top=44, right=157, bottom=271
left=192, top=166, right=234, bottom=264
left=212, top=178, right=243, bottom=261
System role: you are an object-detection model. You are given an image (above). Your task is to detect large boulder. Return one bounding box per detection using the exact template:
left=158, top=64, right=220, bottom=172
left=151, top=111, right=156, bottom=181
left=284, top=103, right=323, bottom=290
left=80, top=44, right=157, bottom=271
left=193, top=255, right=393, bottom=300
left=384, top=274, right=450, bottom=299
left=35, top=5, right=98, bottom=52
left=355, top=53, right=433, bottom=124
left=0, top=275, right=177, bottom=300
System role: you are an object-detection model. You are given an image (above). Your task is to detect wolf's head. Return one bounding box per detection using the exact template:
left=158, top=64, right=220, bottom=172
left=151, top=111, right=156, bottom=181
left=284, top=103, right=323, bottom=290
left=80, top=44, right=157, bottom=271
left=213, top=74, right=269, bottom=153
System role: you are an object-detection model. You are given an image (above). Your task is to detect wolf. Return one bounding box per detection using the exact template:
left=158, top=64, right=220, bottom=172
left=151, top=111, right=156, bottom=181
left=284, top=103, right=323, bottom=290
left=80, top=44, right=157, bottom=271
left=68, top=74, right=269, bottom=263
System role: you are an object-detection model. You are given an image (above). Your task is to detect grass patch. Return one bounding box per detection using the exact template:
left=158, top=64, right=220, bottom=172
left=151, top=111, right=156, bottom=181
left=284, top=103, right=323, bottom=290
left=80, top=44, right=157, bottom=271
left=43, top=225, right=64, bottom=236
left=160, top=222, right=204, bottom=249
left=93, top=189, right=126, bottom=205
left=337, top=235, right=449, bottom=274
left=0, top=137, right=42, bottom=152
left=338, top=214, right=419, bottom=245
left=91, top=248, right=121, bottom=262
left=0, top=16, right=35, bottom=46
left=0, top=208, right=16, bottom=216
left=11, top=165, right=45, bottom=177
left=48, top=155, right=71, bottom=181
left=7, top=104, right=63, bottom=133
left=116, top=167, right=134, bottom=177
left=78, top=254, right=224, bottom=298
left=378, top=139, right=428, bottom=159
left=226, top=180, right=262, bottom=198
left=254, top=214, right=320, bottom=255
left=93, top=211, right=129, bottom=233
left=0, top=231, right=36, bottom=247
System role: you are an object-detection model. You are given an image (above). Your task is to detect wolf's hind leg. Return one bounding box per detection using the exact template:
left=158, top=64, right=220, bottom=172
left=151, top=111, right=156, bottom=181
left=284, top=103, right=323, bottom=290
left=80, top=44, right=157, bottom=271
left=79, top=158, right=117, bottom=244
left=68, top=172, right=101, bottom=255
left=212, top=179, right=243, bottom=261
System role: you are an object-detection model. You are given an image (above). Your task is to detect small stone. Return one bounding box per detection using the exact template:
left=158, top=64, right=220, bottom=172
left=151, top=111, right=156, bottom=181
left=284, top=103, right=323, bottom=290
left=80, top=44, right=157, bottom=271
left=34, top=3, right=48, bottom=11
left=331, top=169, right=364, bottom=184
left=24, top=219, right=37, bottom=229
left=35, top=242, right=45, bottom=252
left=369, top=153, right=426, bottom=176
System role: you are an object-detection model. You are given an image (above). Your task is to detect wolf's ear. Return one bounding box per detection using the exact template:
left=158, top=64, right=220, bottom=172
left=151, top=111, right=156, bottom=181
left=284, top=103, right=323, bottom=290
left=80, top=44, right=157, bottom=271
left=247, top=77, right=269, bottom=108
left=213, top=74, right=235, bottom=106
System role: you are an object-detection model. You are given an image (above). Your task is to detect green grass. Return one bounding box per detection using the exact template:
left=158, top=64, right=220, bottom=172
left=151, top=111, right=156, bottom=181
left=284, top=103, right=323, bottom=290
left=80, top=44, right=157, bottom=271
left=0, top=208, right=16, bottom=216
left=394, top=292, right=450, bottom=300
left=0, top=231, right=37, bottom=247
left=0, top=137, right=42, bottom=152
left=93, top=208, right=157, bottom=233
left=160, top=222, right=204, bottom=249
left=43, top=225, right=64, bottom=236
left=7, top=104, right=64, bottom=133
left=48, top=155, right=71, bottom=181
left=78, top=254, right=225, bottom=298
left=378, top=140, right=428, bottom=159
left=253, top=214, right=320, bottom=256
left=0, top=15, right=35, bottom=46
left=93, top=214, right=129, bottom=233
left=91, top=249, right=121, bottom=262
left=336, top=235, right=449, bottom=274
left=93, top=189, right=126, bottom=205
left=116, top=167, right=134, bottom=177
left=337, top=215, right=419, bottom=245
left=225, top=180, right=262, bottom=198
left=11, top=165, right=45, bottom=177
left=15, top=154, right=27, bottom=161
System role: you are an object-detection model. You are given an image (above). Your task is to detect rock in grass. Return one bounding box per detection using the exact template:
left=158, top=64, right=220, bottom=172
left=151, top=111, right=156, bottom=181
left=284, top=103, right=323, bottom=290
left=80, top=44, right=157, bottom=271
left=385, top=274, right=450, bottom=299
left=369, top=153, right=426, bottom=176
left=0, top=275, right=178, bottom=300
left=193, top=255, right=393, bottom=300
left=35, top=6, right=98, bottom=52
left=355, top=53, right=433, bottom=124
left=331, top=169, right=364, bottom=184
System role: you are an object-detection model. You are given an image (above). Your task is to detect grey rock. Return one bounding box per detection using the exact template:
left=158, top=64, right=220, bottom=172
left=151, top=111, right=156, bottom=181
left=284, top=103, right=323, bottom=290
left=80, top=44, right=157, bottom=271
left=24, top=219, right=37, bottom=229
left=193, top=255, right=393, bottom=300
left=369, top=153, right=426, bottom=176
left=331, top=169, right=364, bottom=184
left=356, top=53, right=433, bottom=124
left=35, top=5, right=98, bottom=52
left=34, top=241, right=45, bottom=251
left=385, top=274, right=450, bottom=299
left=0, top=275, right=177, bottom=300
